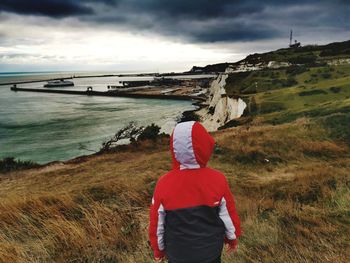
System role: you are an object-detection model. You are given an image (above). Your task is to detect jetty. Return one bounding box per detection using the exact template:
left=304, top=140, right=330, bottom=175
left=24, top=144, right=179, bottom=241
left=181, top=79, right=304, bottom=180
left=10, top=85, right=205, bottom=101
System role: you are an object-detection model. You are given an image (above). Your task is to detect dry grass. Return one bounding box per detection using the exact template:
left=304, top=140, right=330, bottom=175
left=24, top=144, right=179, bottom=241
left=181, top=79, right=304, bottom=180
left=0, top=120, right=349, bottom=263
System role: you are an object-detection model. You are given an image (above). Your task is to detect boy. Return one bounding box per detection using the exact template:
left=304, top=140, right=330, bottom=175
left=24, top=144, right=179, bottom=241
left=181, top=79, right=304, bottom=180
left=149, top=121, right=241, bottom=263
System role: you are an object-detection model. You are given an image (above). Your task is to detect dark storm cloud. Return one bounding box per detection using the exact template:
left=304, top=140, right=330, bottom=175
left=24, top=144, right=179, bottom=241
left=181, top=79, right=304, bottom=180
left=192, top=27, right=279, bottom=43
left=0, top=0, right=94, bottom=17
left=107, top=0, right=350, bottom=42
left=1, top=0, right=349, bottom=42
left=85, top=0, right=282, bottom=42
left=132, top=0, right=261, bottom=19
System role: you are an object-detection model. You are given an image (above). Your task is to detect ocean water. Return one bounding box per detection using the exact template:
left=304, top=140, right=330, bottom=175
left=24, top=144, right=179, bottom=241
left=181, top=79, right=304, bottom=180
left=0, top=72, right=196, bottom=164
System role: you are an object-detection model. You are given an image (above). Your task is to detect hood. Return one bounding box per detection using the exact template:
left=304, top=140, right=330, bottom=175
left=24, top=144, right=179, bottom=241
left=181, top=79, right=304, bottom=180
left=170, top=121, right=215, bottom=170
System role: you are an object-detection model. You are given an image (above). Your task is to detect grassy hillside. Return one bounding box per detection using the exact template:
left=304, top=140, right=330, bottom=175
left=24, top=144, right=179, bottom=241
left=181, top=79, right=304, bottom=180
left=241, top=40, right=350, bottom=66
left=190, top=40, right=350, bottom=73
left=0, top=119, right=349, bottom=262
left=225, top=57, right=350, bottom=144
left=1, top=41, right=350, bottom=262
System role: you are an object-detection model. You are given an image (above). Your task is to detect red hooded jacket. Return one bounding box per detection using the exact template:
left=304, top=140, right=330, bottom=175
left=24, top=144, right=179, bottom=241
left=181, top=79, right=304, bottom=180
left=149, top=121, right=241, bottom=263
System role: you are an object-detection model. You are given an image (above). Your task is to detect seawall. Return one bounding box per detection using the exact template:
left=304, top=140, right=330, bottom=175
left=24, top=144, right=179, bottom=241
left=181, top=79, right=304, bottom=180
left=10, top=86, right=203, bottom=101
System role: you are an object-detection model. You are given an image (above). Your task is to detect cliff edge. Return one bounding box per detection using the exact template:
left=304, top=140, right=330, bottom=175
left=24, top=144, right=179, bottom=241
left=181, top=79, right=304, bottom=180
left=196, top=74, right=247, bottom=131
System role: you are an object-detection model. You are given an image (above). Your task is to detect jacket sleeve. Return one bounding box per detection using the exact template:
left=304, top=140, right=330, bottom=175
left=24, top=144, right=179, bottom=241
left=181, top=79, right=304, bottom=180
left=219, top=178, right=241, bottom=240
left=148, top=182, right=166, bottom=258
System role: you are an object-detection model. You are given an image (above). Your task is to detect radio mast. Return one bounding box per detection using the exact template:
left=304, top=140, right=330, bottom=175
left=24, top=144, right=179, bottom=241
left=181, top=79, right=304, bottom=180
left=289, top=29, right=301, bottom=48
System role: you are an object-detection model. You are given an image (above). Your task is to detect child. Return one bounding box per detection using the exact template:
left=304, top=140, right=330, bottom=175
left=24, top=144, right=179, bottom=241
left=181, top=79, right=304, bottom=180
left=149, top=121, right=241, bottom=263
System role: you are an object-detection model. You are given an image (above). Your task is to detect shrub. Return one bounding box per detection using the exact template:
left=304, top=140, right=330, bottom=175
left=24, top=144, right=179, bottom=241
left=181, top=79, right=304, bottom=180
left=100, top=122, right=143, bottom=151
left=298, top=89, right=328, bottom=96
left=259, top=102, right=286, bottom=114
left=179, top=110, right=200, bottom=122
left=271, top=78, right=297, bottom=88
left=0, top=157, right=40, bottom=173
left=288, top=55, right=317, bottom=65
left=329, top=86, right=342, bottom=93
left=322, top=113, right=350, bottom=143
left=282, top=78, right=298, bottom=87
left=285, top=65, right=308, bottom=76
left=137, top=123, right=161, bottom=141
left=260, top=71, right=269, bottom=77
left=319, top=48, right=350, bottom=57
left=321, top=73, right=332, bottom=79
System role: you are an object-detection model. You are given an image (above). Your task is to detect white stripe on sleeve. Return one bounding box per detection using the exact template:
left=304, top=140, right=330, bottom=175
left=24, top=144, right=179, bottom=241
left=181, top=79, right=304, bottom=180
left=156, top=204, right=166, bottom=250
left=219, top=197, right=236, bottom=240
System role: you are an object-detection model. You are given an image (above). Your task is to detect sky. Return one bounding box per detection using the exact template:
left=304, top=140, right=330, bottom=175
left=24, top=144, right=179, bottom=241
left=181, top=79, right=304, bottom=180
left=0, top=0, right=349, bottom=73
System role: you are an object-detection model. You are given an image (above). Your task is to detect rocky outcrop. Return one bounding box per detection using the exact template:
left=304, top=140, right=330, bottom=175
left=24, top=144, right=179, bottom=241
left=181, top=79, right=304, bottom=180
left=326, top=58, right=350, bottom=65
left=197, top=74, right=246, bottom=131
left=267, top=61, right=291, bottom=68
left=225, top=62, right=265, bottom=73
left=225, top=60, right=291, bottom=73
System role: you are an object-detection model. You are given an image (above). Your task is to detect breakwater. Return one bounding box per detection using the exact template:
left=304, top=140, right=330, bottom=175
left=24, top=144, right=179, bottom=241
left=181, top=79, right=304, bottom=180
left=10, top=86, right=204, bottom=101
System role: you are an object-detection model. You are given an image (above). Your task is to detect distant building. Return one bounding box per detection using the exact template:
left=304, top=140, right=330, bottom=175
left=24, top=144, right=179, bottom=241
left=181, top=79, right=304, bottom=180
left=289, top=30, right=301, bottom=48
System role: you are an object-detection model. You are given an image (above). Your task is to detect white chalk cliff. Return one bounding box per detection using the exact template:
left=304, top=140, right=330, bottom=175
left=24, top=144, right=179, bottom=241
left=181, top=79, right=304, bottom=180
left=225, top=60, right=291, bottom=73
left=197, top=74, right=247, bottom=131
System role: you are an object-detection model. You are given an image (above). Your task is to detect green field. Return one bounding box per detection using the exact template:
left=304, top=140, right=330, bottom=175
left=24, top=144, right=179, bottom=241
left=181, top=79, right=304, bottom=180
left=225, top=44, right=350, bottom=144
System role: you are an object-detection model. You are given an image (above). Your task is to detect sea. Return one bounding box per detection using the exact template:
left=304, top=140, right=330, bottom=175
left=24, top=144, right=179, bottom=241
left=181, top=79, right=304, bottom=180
left=0, top=71, right=199, bottom=164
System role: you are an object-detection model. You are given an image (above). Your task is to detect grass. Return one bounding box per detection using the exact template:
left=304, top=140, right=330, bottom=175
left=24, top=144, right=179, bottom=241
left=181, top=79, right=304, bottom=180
left=238, top=63, right=350, bottom=129
left=0, top=140, right=169, bottom=262
left=0, top=118, right=349, bottom=262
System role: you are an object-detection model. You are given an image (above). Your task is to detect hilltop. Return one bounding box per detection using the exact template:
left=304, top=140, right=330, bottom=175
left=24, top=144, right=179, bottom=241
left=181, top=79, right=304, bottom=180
left=195, top=40, right=350, bottom=141
left=0, top=40, right=349, bottom=263
left=190, top=40, right=350, bottom=74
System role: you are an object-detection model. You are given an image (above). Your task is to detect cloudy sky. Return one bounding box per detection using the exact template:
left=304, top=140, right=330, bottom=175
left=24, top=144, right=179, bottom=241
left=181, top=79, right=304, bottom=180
left=0, top=0, right=349, bottom=72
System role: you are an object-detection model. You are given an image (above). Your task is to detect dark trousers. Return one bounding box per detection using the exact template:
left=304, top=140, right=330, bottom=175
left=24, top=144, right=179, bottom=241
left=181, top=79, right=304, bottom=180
left=208, top=256, right=221, bottom=263
left=169, top=255, right=221, bottom=263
